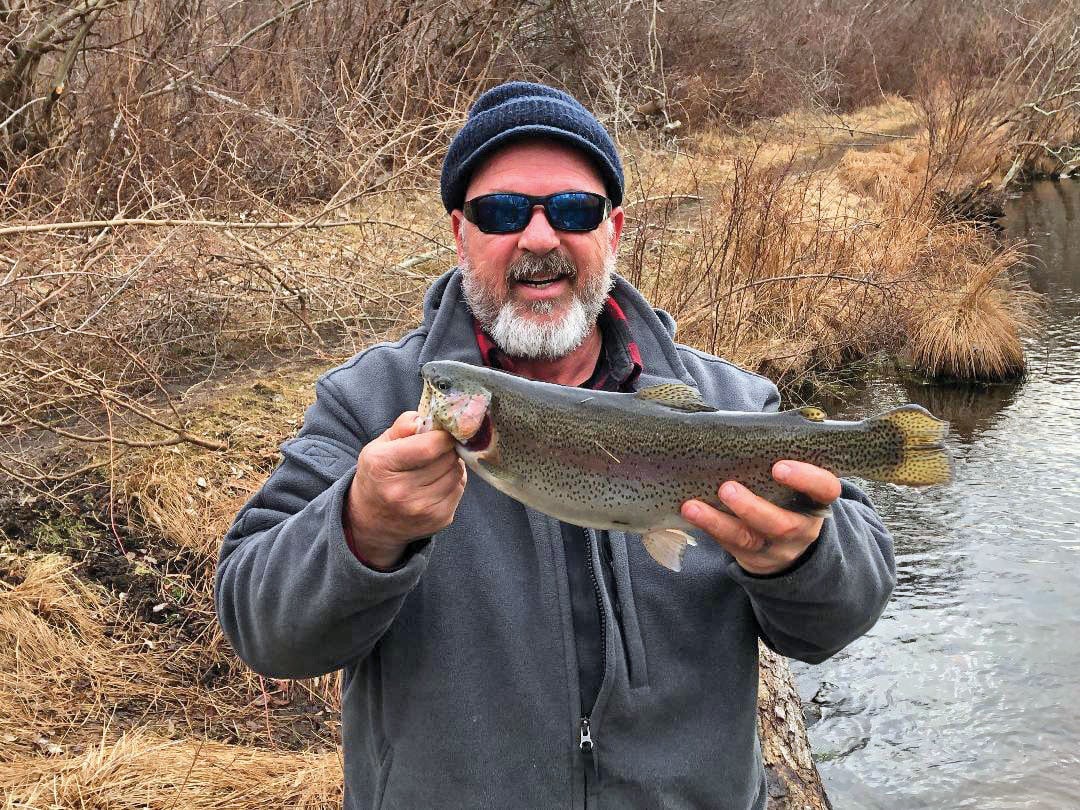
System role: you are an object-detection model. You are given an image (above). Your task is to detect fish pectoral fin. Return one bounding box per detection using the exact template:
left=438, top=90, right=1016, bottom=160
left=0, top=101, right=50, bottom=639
left=642, top=529, right=698, bottom=572
left=635, top=383, right=716, bottom=413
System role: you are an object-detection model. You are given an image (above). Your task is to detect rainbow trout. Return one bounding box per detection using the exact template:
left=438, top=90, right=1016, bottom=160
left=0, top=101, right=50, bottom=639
left=417, top=360, right=952, bottom=572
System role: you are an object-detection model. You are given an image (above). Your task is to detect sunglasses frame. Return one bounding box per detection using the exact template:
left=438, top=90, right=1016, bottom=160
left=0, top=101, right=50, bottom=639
left=462, top=191, right=612, bottom=234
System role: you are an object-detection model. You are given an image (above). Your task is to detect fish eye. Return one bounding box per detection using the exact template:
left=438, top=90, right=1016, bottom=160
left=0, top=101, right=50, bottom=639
left=435, top=379, right=450, bottom=393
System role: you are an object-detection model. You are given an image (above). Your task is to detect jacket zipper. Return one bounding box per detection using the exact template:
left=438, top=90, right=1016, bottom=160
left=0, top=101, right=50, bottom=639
left=579, top=714, right=594, bottom=756
left=580, top=713, right=595, bottom=801
left=582, top=529, right=605, bottom=800
left=585, top=529, right=608, bottom=691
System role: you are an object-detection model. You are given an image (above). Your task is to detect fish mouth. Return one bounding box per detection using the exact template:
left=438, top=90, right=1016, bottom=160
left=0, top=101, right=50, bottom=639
left=417, top=380, right=433, bottom=419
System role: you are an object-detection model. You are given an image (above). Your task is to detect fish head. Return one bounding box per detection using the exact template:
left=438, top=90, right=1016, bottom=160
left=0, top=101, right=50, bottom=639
left=418, top=361, right=493, bottom=445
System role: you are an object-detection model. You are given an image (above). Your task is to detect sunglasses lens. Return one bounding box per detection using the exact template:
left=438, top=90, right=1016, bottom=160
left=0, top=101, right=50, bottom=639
left=547, top=192, right=606, bottom=231
left=470, top=194, right=531, bottom=233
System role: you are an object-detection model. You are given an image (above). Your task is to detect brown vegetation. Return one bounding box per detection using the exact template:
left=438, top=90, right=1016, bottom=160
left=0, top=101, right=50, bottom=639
left=2, top=0, right=1078, bottom=806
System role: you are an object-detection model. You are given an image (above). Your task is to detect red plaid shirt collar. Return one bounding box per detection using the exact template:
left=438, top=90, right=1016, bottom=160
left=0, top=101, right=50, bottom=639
left=473, top=296, right=643, bottom=392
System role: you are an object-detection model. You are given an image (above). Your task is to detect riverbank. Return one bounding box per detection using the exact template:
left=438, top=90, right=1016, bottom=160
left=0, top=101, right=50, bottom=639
left=792, top=177, right=1080, bottom=808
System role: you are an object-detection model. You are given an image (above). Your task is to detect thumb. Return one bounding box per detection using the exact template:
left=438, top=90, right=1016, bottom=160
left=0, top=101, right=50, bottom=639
left=383, top=410, right=421, bottom=441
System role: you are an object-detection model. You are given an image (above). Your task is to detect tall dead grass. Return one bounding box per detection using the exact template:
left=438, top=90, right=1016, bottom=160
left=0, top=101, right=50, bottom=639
left=0, top=478, right=344, bottom=802
left=621, top=140, right=1031, bottom=387
left=1, top=730, right=341, bottom=808
left=0, top=557, right=157, bottom=756
left=905, top=243, right=1037, bottom=380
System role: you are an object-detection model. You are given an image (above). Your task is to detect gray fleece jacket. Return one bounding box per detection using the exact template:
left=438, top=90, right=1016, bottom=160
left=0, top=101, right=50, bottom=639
left=215, top=269, right=895, bottom=810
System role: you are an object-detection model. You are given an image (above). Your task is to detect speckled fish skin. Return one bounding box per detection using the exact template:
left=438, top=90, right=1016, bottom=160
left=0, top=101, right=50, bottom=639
left=418, top=360, right=952, bottom=570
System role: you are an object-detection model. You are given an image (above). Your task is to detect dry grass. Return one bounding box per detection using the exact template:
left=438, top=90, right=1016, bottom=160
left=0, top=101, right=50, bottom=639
left=619, top=129, right=1033, bottom=386
left=0, top=364, right=363, bottom=793
left=906, top=244, right=1037, bottom=381
left=0, top=557, right=162, bottom=759
left=0, top=378, right=346, bottom=804
left=1, top=730, right=341, bottom=809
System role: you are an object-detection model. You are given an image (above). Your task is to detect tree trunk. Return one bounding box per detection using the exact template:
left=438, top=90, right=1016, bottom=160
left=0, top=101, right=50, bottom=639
left=757, top=642, right=832, bottom=809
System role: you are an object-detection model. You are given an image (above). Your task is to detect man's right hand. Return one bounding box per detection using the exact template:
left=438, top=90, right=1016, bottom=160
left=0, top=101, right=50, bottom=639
left=345, top=410, right=467, bottom=569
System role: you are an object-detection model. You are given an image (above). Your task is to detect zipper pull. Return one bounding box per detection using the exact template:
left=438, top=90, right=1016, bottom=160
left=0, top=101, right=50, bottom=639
left=579, top=715, right=594, bottom=752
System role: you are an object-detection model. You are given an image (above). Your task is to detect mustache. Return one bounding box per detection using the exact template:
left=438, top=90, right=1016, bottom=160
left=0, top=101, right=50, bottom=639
left=507, top=252, right=577, bottom=282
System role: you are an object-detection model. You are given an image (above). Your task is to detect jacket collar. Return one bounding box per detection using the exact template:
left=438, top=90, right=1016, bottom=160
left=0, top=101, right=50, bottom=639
left=415, top=268, right=697, bottom=388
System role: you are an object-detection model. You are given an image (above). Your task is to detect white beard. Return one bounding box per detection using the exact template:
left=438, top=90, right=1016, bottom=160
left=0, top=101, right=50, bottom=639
left=462, top=252, right=616, bottom=361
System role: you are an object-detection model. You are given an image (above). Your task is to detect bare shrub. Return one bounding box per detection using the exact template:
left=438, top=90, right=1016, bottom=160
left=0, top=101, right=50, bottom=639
left=4, top=0, right=1073, bottom=220
left=0, top=210, right=445, bottom=492
left=622, top=150, right=884, bottom=384
left=914, top=2, right=1080, bottom=184
left=619, top=141, right=1032, bottom=386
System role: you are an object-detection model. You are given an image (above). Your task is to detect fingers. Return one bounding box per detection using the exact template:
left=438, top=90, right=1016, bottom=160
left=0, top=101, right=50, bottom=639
left=406, top=461, right=468, bottom=521
left=385, top=411, right=422, bottom=441
left=772, top=460, right=842, bottom=506
left=687, top=462, right=839, bottom=556
left=384, top=428, right=457, bottom=471
left=718, top=481, right=822, bottom=543
left=682, top=472, right=826, bottom=565
left=373, top=411, right=458, bottom=470
left=681, top=499, right=749, bottom=549
left=422, top=459, right=468, bottom=500
left=408, top=450, right=463, bottom=487
left=351, top=413, right=467, bottom=551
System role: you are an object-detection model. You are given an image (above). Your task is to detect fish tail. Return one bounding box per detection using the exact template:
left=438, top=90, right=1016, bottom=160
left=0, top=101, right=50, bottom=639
left=863, top=405, right=953, bottom=486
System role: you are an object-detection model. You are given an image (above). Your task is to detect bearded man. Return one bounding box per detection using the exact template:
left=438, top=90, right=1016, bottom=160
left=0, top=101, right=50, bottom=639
left=216, top=82, right=895, bottom=809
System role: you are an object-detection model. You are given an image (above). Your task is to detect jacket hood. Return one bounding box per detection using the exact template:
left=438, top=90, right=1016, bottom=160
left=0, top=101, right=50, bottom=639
left=417, top=269, right=693, bottom=387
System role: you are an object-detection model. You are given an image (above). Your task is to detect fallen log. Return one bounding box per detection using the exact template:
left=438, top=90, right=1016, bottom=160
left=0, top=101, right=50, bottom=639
left=758, top=642, right=832, bottom=809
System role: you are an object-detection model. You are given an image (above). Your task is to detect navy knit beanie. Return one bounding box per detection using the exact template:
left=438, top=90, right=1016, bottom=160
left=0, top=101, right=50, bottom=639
left=440, top=81, right=624, bottom=213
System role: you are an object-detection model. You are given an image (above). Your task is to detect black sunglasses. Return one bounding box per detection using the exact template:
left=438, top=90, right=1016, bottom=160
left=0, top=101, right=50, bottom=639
left=462, top=191, right=612, bottom=234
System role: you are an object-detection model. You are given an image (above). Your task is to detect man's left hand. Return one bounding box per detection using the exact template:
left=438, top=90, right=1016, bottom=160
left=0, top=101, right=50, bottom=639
left=680, top=460, right=842, bottom=576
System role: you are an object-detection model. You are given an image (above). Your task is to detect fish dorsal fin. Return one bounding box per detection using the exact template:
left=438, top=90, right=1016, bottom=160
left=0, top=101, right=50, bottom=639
left=635, top=383, right=716, bottom=413
left=797, top=406, right=828, bottom=422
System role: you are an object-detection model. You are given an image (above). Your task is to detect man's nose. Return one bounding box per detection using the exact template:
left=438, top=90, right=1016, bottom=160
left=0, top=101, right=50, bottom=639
left=516, top=206, right=560, bottom=254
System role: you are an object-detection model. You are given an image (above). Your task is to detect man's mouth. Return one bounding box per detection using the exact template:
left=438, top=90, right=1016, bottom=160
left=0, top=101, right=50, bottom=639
left=515, top=272, right=573, bottom=289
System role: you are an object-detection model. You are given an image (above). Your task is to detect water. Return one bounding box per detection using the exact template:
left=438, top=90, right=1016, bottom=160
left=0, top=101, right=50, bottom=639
left=791, top=179, right=1080, bottom=809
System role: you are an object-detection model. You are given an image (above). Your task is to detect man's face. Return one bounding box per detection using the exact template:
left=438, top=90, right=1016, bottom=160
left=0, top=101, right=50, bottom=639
left=451, top=140, right=624, bottom=360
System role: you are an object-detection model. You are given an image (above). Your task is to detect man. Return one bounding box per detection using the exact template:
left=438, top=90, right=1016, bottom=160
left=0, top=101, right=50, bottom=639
left=216, top=81, right=895, bottom=809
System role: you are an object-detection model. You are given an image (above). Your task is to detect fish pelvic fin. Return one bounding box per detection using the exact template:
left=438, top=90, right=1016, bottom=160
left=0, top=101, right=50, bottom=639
left=642, top=529, right=698, bottom=572
left=781, top=490, right=834, bottom=519
left=866, top=405, right=954, bottom=486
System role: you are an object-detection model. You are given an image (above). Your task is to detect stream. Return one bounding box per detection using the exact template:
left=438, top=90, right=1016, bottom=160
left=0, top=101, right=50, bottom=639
left=792, top=178, right=1080, bottom=809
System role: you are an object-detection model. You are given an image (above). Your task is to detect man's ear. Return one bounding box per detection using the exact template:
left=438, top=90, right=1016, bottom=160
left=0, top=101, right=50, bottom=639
left=451, top=211, right=467, bottom=263
left=608, top=207, right=624, bottom=253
